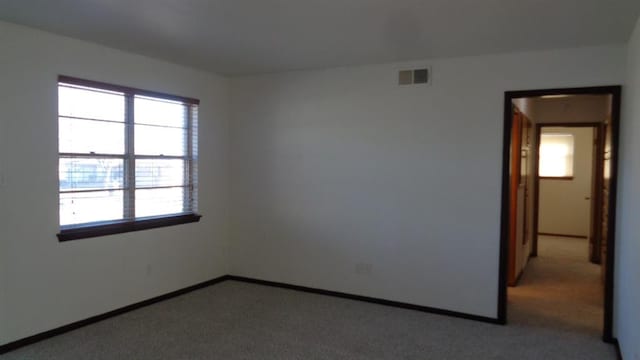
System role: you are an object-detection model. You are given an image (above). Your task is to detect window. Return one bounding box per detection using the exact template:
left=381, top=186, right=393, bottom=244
left=539, top=133, right=574, bottom=178
left=57, top=76, right=200, bottom=241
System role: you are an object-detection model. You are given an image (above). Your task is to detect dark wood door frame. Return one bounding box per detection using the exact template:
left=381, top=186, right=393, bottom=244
left=498, top=86, right=621, bottom=343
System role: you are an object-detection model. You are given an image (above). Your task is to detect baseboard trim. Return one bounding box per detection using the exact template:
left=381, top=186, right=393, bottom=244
left=538, top=232, right=588, bottom=239
left=1, top=274, right=502, bottom=355
left=0, top=275, right=230, bottom=355
left=509, top=269, right=525, bottom=287
left=227, top=275, right=501, bottom=325
left=512, top=251, right=537, bottom=287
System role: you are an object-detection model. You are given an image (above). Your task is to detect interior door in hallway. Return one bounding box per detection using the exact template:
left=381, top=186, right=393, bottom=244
left=538, top=127, right=594, bottom=238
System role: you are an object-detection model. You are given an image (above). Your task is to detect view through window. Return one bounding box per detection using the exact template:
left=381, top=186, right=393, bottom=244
left=539, top=133, right=574, bottom=178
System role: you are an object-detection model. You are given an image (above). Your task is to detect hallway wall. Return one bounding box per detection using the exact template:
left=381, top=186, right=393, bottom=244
left=531, top=95, right=611, bottom=125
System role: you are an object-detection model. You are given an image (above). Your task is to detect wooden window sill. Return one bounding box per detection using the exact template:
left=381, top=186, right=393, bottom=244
left=539, top=176, right=574, bottom=180
left=57, top=213, right=202, bottom=242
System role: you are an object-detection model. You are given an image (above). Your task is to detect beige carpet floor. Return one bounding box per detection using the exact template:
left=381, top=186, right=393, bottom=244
left=1, top=236, right=617, bottom=359
left=509, top=235, right=605, bottom=336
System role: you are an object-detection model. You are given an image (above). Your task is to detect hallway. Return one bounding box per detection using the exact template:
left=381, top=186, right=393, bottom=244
left=508, top=235, right=613, bottom=357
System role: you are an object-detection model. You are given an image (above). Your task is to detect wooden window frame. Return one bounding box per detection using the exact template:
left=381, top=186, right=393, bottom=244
left=56, top=76, right=201, bottom=242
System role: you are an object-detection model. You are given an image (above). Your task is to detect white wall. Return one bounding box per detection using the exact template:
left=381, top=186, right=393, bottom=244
left=229, top=45, right=626, bottom=318
left=539, top=127, right=594, bottom=237
left=0, top=50, right=7, bottom=342
left=532, top=95, right=611, bottom=124
left=0, top=22, right=230, bottom=344
left=615, top=16, right=640, bottom=360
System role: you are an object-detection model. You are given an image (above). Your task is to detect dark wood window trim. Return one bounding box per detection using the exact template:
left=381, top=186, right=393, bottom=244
left=539, top=176, right=574, bottom=180
left=58, top=75, right=200, bottom=105
left=57, top=213, right=202, bottom=242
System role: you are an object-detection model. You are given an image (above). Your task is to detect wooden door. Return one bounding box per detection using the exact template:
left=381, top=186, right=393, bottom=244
left=508, top=109, right=522, bottom=285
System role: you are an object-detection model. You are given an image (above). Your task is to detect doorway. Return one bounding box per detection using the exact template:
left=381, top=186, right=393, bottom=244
left=498, top=86, right=621, bottom=342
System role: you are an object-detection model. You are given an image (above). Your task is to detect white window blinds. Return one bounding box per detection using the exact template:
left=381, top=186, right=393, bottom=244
left=539, top=133, right=574, bottom=177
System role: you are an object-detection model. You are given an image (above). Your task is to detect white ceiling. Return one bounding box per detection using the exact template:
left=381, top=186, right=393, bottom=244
left=1, top=0, right=639, bottom=76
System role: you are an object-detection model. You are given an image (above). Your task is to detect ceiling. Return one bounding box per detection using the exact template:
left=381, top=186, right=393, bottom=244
left=1, top=0, right=639, bottom=76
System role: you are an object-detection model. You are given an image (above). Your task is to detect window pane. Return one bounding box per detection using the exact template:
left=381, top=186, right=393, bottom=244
left=60, top=190, right=124, bottom=226
left=135, top=96, right=187, bottom=128
left=59, top=117, right=125, bottom=154
left=135, top=125, right=186, bottom=156
left=136, top=187, right=185, bottom=218
left=539, top=133, right=574, bottom=177
left=136, top=159, right=185, bottom=188
left=59, top=85, right=125, bottom=122
left=60, top=158, right=124, bottom=191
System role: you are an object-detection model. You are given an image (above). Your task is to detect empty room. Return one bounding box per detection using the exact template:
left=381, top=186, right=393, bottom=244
left=1, top=1, right=640, bottom=359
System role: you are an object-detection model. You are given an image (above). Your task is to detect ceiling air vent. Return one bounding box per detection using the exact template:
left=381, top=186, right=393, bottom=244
left=398, top=68, right=430, bottom=85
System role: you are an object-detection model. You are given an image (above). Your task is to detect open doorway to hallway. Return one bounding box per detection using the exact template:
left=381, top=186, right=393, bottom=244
left=498, top=87, right=621, bottom=343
